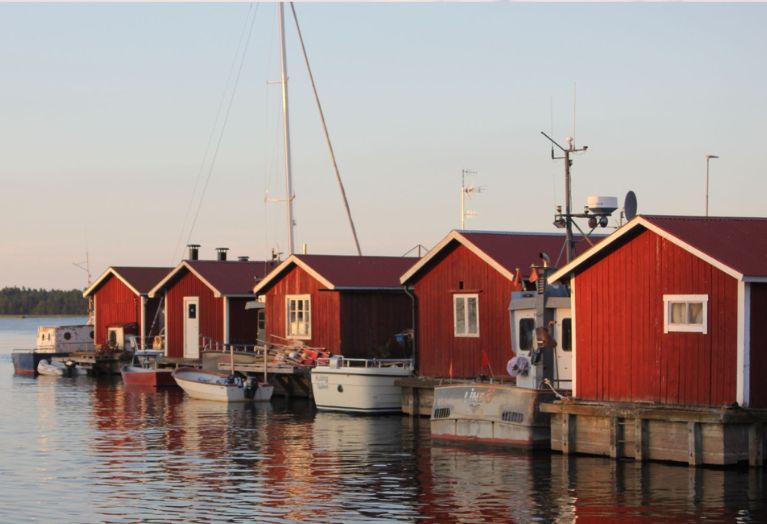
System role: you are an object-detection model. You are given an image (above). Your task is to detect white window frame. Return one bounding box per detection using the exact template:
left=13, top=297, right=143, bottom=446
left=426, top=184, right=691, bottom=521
left=453, top=293, right=480, bottom=338
left=286, top=294, right=311, bottom=339
left=663, top=294, right=708, bottom=334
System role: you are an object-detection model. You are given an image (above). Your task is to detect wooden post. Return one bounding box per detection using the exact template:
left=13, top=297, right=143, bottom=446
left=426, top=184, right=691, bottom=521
left=688, top=421, right=702, bottom=466
left=749, top=423, right=764, bottom=467
left=562, top=414, right=574, bottom=455
left=634, top=418, right=647, bottom=462
left=610, top=417, right=620, bottom=459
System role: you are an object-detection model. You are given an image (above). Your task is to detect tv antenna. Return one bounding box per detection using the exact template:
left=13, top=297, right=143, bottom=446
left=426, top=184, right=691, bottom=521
left=460, top=168, right=484, bottom=230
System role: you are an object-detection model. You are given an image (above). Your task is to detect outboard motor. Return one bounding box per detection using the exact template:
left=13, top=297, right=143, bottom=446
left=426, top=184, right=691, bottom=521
left=244, top=377, right=259, bottom=400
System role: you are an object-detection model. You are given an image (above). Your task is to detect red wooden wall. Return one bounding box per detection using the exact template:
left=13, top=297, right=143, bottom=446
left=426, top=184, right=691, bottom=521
left=264, top=265, right=341, bottom=353
left=94, top=276, right=140, bottom=346
left=165, top=271, right=223, bottom=358
left=411, top=244, right=518, bottom=378
left=749, top=283, right=767, bottom=408
left=228, top=297, right=259, bottom=347
left=574, top=229, right=738, bottom=407
left=339, top=293, right=412, bottom=359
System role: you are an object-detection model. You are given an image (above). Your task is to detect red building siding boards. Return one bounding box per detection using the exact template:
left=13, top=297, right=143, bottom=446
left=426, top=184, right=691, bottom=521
left=264, top=265, right=341, bottom=352
left=575, top=230, right=738, bottom=407
left=94, top=276, right=140, bottom=346
left=339, top=293, right=412, bottom=358
left=412, top=243, right=517, bottom=378
left=228, top=297, right=259, bottom=347
left=166, top=271, right=223, bottom=358
left=749, top=284, right=767, bottom=408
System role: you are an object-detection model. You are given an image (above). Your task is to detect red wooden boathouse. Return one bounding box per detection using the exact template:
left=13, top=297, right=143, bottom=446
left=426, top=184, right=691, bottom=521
left=83, top=266, right=171, bottom=349
left=149, top=250, right=275, bottom=359
left=400, top=230, right=581, bottom=379
left=549, top=215, right=767, bottom=408
left=252, top=254, right=416, bottom=358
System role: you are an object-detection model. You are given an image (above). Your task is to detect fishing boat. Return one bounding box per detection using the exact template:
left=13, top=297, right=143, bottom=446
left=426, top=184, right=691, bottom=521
left=36, top=358, right=86, bottom=377
left=121, top=351, right=176, bottom=387
left=173, top=367, right=273, bottom=402
left=12, top=324, right=95, bottom=374
left=310, top=356, right=413, bottom=413
left=430, top=258, right=572, bottom=449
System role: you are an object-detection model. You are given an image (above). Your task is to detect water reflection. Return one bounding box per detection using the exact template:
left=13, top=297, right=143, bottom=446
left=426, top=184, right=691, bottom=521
left=1, top=359, right=767, bottom=523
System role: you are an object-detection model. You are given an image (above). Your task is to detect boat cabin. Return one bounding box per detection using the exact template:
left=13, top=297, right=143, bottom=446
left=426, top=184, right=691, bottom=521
left=400, top=230, right=586, bottom=379
left=549, top=215, right=767, bottom=408
left=149, top=248, right=276, bottom=359
left=83, top=266, right=171, bottom=350
left=252, top=254, right=416, bottom=358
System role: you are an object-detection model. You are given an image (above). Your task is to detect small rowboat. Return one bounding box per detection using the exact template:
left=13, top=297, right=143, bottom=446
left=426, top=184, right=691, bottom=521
left=172, top=367, right=273, bottom=403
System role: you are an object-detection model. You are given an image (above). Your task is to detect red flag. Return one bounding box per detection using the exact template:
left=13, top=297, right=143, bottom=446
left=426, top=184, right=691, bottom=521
left=481, top=350, right=490, bottom=369
left=513, top=268, right=522, bottom=289
left=448, top=361, right=454, bottom=379
left=529, top=268, right=538, bottom=283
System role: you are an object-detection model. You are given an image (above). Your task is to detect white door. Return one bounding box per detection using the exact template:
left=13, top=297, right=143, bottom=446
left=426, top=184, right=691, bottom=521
left=553, top=308, right=573, bottom=385
left=183, top=297, right=200, bottom=359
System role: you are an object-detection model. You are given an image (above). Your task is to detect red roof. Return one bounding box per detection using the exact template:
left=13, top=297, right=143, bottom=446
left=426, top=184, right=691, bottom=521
left=401, top=230, right=595, bottom=284
left=550, top=215, right=767, bottom=282
left=151, top=260, right=277, bottom=297
left=84, top=266, right=172, bottom=297
left=253, top=255, right=418, bottom=294
left=643, top=215, right=767, bottom=278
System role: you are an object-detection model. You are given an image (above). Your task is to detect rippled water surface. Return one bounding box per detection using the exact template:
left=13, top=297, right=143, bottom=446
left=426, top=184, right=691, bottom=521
left=2, top=317, right=767, bottom=522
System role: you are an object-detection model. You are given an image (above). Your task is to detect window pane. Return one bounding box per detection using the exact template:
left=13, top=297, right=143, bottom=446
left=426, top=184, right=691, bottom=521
left=519, top=318, right=535, bottom=351
left=467, top=297, right=478, bottom=334
left=561, top=318, right=572, bottom=351
left=671, top=303, right=686, bottom=324
left=688, top=302, right=703, bottom=324
left=455, top=297, right=466, bottom=334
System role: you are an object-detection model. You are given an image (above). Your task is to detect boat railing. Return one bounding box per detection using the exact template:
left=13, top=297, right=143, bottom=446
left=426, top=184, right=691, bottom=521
left=315, top=356, right=413, bottom=370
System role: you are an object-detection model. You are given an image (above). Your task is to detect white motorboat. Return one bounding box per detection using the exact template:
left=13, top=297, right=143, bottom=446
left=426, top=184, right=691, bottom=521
left=172, top=367, right=273, bottom=402
left=310, top=357, right=413, bottom=413
left=36, top=358, right=86, bottom=377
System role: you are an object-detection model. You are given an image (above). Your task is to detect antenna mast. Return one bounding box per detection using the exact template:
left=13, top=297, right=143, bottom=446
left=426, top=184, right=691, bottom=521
left=460, top=168, right=481, bottom=230
left=278, top=3, right=295, bottom=255
left=541, top=132, right=588, bottom=263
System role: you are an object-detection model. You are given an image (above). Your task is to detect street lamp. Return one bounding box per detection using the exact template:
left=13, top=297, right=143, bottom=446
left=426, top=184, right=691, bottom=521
left=705, top=154, right=719, bottom=217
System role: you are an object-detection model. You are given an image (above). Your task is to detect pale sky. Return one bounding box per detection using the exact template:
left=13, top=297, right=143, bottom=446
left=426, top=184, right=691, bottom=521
left=1, top=2, right=765, bottom=289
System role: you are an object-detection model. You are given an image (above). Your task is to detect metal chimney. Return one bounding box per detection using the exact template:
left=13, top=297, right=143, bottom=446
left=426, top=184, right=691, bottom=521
left=215, top=247, right=229, bottom=262
left=187, top=244, right=200, bottom=261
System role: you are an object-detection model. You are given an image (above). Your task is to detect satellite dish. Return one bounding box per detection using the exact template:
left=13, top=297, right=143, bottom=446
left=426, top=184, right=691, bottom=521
left=624, top=191, right=638, bottom=221
left=507, top=356, right=530, bottom=378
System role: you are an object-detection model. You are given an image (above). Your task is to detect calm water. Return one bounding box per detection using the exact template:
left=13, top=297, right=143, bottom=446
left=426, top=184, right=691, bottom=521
left=1, top=317, right=766, bottom=523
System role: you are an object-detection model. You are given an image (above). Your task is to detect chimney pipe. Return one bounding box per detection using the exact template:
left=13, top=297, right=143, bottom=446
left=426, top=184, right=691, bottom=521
left=187, top=244, right=200, bottom=261
left=238, top=256, right=250, bottom=262
left=215, top=247, right=229, bottom=262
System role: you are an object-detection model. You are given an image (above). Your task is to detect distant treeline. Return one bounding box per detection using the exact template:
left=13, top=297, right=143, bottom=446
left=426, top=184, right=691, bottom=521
left=0, top=287, right=88, bottom=315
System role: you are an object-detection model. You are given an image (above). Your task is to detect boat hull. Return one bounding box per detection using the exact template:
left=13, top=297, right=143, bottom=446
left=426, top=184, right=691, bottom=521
left=173, top=368, right=273, bottom=402
left=121, top=366, right=177, bottom=387
left=430, top=384, right=556, bottom=449
left=12, top=351, right=69, bottom=375
left=311, top=359, right=412, bottom=413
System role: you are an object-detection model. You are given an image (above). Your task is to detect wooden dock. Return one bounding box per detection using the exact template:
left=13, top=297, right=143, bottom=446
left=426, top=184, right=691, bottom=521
left=541, top=399, right=767, bottom=467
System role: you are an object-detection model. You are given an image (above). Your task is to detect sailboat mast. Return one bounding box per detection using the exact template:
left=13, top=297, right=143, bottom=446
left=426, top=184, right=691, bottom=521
left=279, top=3, right=296, bottom=255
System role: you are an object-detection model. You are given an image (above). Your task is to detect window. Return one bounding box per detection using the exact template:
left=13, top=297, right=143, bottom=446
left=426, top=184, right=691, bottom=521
left=257, top=309, right=266, bottom=332
left=663, top=294, right=708, bottom=334
left=561, top=318, right=572, bottom=351
left=454, top=294, right=479, bottom=337
left=187, top=303, right=196, bottom=319
left=518, top=318, right=535, bottom=351
left=286, top=295, right=311, bottom=339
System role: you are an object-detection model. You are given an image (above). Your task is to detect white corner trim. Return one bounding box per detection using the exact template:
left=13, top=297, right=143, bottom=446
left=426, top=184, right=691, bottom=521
left=223, top=297, right=230, bottom=347
left=571, top=277, right=577, bottom=398
left=737, top=282, right=750, bottom=407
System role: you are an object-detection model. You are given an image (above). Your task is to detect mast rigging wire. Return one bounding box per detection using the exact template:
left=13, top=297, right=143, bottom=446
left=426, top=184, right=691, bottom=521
left=290, top=3, right=363, bottom=256
left=170, top=3, right=259, bottom=264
